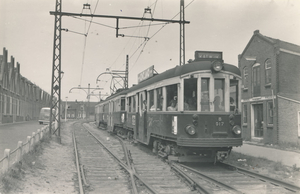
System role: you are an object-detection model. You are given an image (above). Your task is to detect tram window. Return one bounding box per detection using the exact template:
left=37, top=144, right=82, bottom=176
left=230, top=78, right=239, bottom=112
left=201, top=78, right=210, bottom=111
left=184, top=78, right=197, bottom=111
left=166, top=84, right=178, bottom=111
left=113, top=101, right=116, bottom=112
left=121, top=98, right=125, bottom=111
left=156, top=88, right=163, bottom=111
left=142, top=91, right=147, bottom=111
left=140, top=93, right=144, bottom=112
left=128, top=97, right=131, bottom=112
left=214, top=79, right=225, bottom=112
left=132, top=96, right=136, bottom=112
left=149, top=90, right=155, bottom=111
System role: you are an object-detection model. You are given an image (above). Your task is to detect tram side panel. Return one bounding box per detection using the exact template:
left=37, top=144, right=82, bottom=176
left=126, top=112, right=138, bottom=139
left=146, top=112, right=178, bottom=144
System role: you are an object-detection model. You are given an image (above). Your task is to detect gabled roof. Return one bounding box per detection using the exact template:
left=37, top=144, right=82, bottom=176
left=240, top=30, right=300, bottom=58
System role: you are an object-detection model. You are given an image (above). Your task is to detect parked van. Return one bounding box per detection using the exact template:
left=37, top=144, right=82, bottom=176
left=39, top=107, right=53, bottom=125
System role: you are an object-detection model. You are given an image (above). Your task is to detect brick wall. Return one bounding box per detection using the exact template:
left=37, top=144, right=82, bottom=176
left=278, top=52, right=300, bottom=94
left=239, top=35, right=277, bottom=100
left=239, top=34, right=278, bottom=143
left=278, top=98, right=300, bottom=144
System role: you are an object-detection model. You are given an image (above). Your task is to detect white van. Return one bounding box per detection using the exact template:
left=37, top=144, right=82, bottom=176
left=38, top=107, right=52, bottom=125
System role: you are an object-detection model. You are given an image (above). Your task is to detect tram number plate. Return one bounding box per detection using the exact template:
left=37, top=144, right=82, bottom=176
left=216, top=121, right=224, bottom=126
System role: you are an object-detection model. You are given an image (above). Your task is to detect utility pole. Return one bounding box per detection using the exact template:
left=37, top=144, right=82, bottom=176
left=180, top=0, right=185, bottom=66
left=65, top=96, right=68, bottom=122
left=50, top=0, right=62, bottom=142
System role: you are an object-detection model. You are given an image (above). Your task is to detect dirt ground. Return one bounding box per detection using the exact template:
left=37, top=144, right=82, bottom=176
left=0, top=121, right=77, bottom=194
left=1, top=121, right=300, bottom=193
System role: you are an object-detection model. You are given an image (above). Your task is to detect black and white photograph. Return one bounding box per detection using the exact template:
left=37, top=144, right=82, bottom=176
left=1, top=0, right=300, bottom=193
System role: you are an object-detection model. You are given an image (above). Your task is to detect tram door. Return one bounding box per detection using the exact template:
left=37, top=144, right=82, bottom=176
left=253, top=104, right=263, bottom=137
left=138, top=91, right=147, bottom=143
left=108, top=101, right=114, bottom=132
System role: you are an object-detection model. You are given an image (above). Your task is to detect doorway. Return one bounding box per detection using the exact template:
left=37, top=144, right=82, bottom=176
left=253, top=104, right=263, bottom=137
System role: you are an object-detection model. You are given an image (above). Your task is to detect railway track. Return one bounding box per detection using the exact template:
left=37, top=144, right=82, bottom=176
left=73, top=122, right=132, bottom=194
left=74, top=122, right=300, bottom=194
left=173, top=162, right=300, bottom=194
left=73, top=122, right=197, bottom=194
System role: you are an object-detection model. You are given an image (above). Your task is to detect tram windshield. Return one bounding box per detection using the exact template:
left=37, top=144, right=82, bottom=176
left=214, top=79, right=225, bottom=112
left=182, top=76, right=240, bottom=113
left=201, top=78, right=210, bottom=111
left=230, top=77, right=239, bottom=112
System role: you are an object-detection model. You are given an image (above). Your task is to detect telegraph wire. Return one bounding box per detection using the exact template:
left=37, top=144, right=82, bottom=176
left=79, top=0, right=100, bottom=86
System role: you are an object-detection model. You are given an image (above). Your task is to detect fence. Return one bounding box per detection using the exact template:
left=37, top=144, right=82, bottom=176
left=0, top=124, right=52, bottom=176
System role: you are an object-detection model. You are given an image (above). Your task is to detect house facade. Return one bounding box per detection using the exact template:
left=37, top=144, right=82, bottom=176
left=238, top=30, right=300, bottom=145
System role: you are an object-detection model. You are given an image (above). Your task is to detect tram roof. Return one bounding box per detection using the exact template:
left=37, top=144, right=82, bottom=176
left=99, top=60, right=240, bottom=103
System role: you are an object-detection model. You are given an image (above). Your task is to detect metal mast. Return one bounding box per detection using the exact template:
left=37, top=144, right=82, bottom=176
left=180, top=0, right=185, bottom=66
left=125, top=55, right=129, bottom=89
left=50, top=0, right=62, bottom=141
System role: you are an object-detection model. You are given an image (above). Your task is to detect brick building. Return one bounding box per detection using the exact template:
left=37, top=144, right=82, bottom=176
left=62, top=100, right=98, bottom=119
left=0, top=48, right=51, bottom=124
left=238, top=30, right=300, bottom=145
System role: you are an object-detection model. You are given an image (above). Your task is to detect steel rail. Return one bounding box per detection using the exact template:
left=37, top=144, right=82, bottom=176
left=178, top=163, right=242, bottom=194
left=83, top=126, right=159, bottom=194
left=72, top=130, right=84, bottom=194
left=116, top=136, right=138, bottom=194
left=220, top=162, right=300, bottom=193
left=80, top=165, right=89, bottom=187
left=171, top=163, right=211, bottom=194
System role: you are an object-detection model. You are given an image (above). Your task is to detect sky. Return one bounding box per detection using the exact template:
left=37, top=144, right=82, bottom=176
left=1, top=0, right=300, bottom=103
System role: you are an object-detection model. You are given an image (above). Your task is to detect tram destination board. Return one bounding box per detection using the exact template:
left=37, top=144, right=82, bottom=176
left=194, top=51, right=223, bottom=61
left=138, top=65, right=154, bottom=83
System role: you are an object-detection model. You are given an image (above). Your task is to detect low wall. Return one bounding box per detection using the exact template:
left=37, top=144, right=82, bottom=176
left=0, top=124, right=53, bottom=176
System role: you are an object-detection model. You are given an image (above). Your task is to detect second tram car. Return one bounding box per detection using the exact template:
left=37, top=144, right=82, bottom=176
left=95, top=51, right=242, bottom=162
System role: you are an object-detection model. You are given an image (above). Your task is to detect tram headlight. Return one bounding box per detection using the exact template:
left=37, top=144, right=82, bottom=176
left=211, top=61, right=223, bottom=72
left=185, top=125, right=196, bottom=136
left=232, top=125, right=241, bottom=135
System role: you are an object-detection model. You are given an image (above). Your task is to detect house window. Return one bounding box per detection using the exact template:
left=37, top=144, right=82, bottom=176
left=243, top=67, right=248, bottom=89
left=0, top=94, right=3, bottom=114
left=252, top=63, right=261, bottom=97
left=243, top=104, right=247, bottom=124
left=265, top=59, right=272, bottom=85
left=6, top=96, right=10, bottom=115
left=267, top=101, right=273, bottom=125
